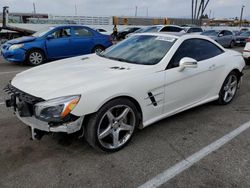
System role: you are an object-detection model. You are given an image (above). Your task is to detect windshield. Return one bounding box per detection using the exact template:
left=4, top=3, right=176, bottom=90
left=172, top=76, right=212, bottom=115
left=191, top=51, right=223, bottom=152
left=32, top=27, right=55, bottom=37
left=122, top=28, right=131, bottom=32
left=100, top=35, right=176, bottom=65
left=201, top=30, right=219, bottom=36
left=135, top=26, right=162, bottom=33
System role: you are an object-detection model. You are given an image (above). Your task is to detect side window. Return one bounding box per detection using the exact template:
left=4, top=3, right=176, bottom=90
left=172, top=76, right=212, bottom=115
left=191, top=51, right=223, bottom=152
left=193, top=28, right=203, bottom=32
left=224, top=31, right=233, bottom=36
left=219, top=31, right=225, bottom=36
left=51, top=28, right=71, bottom=39
left=74, top=27, right=93, bottom=37
left=167, top=39, right=224, bottom=69
left=160, top=26, right=170, bottom=32
left=160, top=26, right=182, bottom=32
left=172, top=27, right=183, bottom=32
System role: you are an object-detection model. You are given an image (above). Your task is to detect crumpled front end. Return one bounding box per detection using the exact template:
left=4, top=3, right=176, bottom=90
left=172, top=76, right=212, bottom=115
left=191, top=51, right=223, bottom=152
left=4, top=83, right=84, bottom=139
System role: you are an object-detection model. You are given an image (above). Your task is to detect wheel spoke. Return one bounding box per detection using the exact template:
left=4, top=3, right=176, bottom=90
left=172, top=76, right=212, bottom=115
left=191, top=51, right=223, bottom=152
left=98, top=125, right=112, bottom=139
left=117, top=107, right=130, bottom=121
left=120, top=123, right=133, bottom=131
left=227, top=76, right=232, bottom=85
left=112, top=131, right=119, bottom=148
left=224, top=91, right=229, bottom=101
left=106, top=110, right=115, bottom=123
left=230, top=81, right=237, bottom=88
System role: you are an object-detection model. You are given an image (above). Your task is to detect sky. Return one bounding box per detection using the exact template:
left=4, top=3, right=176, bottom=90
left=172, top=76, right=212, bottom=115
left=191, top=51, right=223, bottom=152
left=1, top=0, right=250, bottom=19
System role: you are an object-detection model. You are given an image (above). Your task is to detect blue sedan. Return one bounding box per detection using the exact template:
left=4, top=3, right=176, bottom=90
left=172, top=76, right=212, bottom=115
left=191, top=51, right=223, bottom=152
left=1, top=25, right=113, bottom=65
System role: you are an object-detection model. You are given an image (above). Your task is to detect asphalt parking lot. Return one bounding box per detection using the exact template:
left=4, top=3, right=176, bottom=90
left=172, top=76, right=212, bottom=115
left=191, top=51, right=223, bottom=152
left=0, top=47, right=249, bottom=188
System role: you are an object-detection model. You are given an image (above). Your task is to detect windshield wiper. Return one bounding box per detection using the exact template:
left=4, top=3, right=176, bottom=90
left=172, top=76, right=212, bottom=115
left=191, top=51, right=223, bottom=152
left=98, top=54, right=135, bottom=64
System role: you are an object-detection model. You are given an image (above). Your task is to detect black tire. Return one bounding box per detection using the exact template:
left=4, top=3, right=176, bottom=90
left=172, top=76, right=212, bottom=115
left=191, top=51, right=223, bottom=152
left=26, top=49, right=45, bottom=66
left=217, top=71, right=239, bottom=105
left=92, top=45, right=105, bottom=54
left=84, top=98, right=139, bottom=152
left=245, top=58, right=250, bottom=66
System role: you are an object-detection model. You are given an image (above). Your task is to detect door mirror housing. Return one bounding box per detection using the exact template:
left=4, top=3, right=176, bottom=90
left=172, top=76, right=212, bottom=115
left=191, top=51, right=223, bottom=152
left=46, top=34, right=54, bottom=40
left=179, top=57, right=198, bottom=72
left=218, top=33, right=223, bottom=37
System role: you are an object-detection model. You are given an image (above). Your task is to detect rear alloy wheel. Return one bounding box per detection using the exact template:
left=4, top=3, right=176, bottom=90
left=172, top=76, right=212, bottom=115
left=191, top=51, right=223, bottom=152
left=84, top=98, right=139, bottom=152
left=27, top=49, right=45, bottom=66
left=217, top=72, right=239, bottom=105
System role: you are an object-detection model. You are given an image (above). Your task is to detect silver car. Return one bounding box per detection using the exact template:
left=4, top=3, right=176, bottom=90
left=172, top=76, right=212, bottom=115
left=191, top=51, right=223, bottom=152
left=201, top=30, right=235, bottom=48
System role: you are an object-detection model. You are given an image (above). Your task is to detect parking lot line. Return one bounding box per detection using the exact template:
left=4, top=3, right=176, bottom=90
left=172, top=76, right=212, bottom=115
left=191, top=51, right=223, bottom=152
left=139, top=120, right=250, bottom=188
left=0, top=70, right=21, bottom=76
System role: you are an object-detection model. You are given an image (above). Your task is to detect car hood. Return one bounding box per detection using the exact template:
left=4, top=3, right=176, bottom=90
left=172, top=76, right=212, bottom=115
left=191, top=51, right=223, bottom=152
left=7, top=36, right=36, bottom=44
left=12, top=54, right=150, bottom=100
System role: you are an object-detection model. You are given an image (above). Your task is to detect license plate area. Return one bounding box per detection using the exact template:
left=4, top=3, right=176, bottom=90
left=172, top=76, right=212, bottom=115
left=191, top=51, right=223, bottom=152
left=6, top=95, right=33, bottom=117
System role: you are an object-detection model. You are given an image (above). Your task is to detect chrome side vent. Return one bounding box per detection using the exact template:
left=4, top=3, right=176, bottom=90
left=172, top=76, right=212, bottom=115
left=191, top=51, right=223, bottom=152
left=81, top=57, right=89, bottom=61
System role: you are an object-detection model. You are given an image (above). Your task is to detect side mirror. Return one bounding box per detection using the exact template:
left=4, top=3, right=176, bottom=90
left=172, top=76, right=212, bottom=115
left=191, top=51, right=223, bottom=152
left=46, top=34, right=54, bottom=40
left=218, top=33, right=223, bottom=37
left=179, top=57, right=198, bottom=72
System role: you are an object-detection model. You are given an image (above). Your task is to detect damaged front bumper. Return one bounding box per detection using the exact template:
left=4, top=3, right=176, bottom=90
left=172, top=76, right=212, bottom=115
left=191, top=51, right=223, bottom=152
left=16, top=113, right=84, bottom=140
left=4, top=83, right=84, bottom=140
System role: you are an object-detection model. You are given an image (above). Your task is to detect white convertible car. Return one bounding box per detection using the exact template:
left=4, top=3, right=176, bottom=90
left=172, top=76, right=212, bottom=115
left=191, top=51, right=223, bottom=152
left=5, top=33, right=245, bottom=152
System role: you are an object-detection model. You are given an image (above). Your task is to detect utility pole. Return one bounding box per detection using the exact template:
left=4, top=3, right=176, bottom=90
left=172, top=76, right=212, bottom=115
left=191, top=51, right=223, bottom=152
left=33, top=2, right=36, bottom=14
left=194, top=0, right=198, bottom=22
left=33, top=2, right=36, bottom=19
left=135, top=6, right=138, bottom=17
left=239, top=5, right=245, bottom=28
left=192, top=0, right=194, bottom=23
left=75, top=4, right=77, bottom=15
left=146, top=7, right=149, bottom=17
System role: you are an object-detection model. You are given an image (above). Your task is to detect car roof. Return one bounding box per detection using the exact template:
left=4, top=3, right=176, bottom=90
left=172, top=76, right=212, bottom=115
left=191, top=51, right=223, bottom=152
left=134, top=32, right=185, bottom=39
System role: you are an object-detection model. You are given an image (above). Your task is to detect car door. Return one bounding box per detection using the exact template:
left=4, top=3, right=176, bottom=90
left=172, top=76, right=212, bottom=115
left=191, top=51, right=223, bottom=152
left=224, top=30, right=233, bottom=46
left=71, top=27, right=95, bottom=56
left=217, top=30, right=227, bottom=46
left=45, top=27, right=73, bottom=58
left=163, top=38, right=225, bottom=114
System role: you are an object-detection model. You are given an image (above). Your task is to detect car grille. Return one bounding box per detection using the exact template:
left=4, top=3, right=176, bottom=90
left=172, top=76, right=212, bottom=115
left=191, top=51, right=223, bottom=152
left=4, top=83, right=44, bottom=104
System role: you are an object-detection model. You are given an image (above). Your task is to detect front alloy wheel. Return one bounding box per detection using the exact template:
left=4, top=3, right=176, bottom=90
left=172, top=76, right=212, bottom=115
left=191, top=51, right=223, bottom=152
left=85, top=98, right=139, bottom=152
left=97, top=105, right=136, bottom=149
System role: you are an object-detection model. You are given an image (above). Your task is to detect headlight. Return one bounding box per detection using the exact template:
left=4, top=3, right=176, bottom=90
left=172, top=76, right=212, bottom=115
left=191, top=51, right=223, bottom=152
left=9, top=44, right=24, bottom=50
left=34, top=95, right=80, bottom=122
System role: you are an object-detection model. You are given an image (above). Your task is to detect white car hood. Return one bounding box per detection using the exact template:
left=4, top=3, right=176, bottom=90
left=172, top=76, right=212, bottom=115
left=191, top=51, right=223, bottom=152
left=12, top=54, right=149, bottom=100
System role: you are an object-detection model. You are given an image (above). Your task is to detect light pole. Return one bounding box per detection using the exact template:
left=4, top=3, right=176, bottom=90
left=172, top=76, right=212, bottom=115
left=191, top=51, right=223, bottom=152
left=239, top=5, right=245, bottom=28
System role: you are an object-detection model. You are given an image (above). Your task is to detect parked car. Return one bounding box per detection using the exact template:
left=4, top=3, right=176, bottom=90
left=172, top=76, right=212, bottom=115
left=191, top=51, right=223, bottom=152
left=201, top=30, right=235, bottom=48
left=125, top=25, right=184, bottom=38
left=235, top=31, right=250, bottom=46
left=240, top=28, right=249, bottom=32
left=1, top=25, right=113, bottom=66
left=233, top=30, right=241, bottom=36
left=117, top=27, right=141, bottom=40
left=5, top=33, right=245, bottom=152
left=183, top=26, right=203, bottom=34
left=95, top=28, right=112, bottom=35
left=243, top=37, right=250, bottom=64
